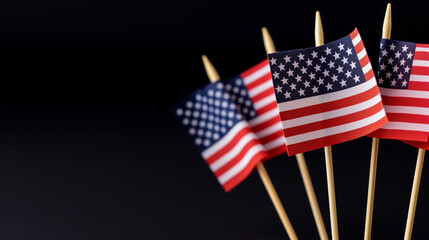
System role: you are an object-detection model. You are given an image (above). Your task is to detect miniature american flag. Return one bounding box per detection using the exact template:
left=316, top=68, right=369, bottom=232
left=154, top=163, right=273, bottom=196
left=172, top=82, right=269, bottom=192
left=224, top=59, right=287, bottom=158
left=268, top=29, right=388, bottom=155
left=368, top=39, right=429, bottom=142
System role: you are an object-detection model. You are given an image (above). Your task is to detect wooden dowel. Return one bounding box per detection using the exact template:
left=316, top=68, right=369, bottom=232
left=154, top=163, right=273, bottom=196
left=364, top=4, right=391, bottom=239
left=262, top=26, right=328, bottom=240
left=315, top=11, right=339, bottom=240
left=404, top=148, right=426, bottom=240
left=201, top=54, right=297, bottom=240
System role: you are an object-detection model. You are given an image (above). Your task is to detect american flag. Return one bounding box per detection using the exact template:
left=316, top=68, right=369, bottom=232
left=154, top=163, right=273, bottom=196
left=368, top=39, right=429, bottom=142
left=268, top=29, right=388, bottom=155
left=172, top=81, right=269, bottom=192
left=224, top=59, right=287, bottom=158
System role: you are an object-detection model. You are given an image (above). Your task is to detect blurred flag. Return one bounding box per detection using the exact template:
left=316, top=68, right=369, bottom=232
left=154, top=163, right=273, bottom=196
left=368, top=39, right=429, bottom=142
left=224, top=60, right=288, bottom=158
left=268, top=29, right=387, bottom=155
left=172, top=82, right=269, bottom=192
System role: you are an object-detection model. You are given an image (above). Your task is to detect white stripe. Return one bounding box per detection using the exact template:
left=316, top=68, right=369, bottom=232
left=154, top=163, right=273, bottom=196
left=412, top=60, right=429, bottom=67
left=201, top=121, right=248, bottom=159
left=208, top=132, right=258, bottom=172
left=357, top=48, right=367, bottom=60
left=362, top=62, right=372, bottom=74
left=416, top=47, right=429, bottom=52
left=254, top=94, right=276, bottom=110
left=248, top=108, right=279, bottom=127
left=285, top=108, right=386, bottom=145
left=410, top=74, right=429, bottom=82
left=255, top=123, right=282, bottom=139
left=248, top=80, right=273, bottom=98
left=217, top=144, right=265, bottom=184
left=381, top=121, right=429, bottom=132
left=281, top=94, right=382, bottom=128
left=242, top=65, right=271, bottom=85
left=264, top=137, right=286, bottom=151
left=384, top=105, right=429, bottom=116
left=379, top=87, right=429, bottom=99
left=351, top=34, right=361, bottom=46
left=278, top=78, right=376, bottom=112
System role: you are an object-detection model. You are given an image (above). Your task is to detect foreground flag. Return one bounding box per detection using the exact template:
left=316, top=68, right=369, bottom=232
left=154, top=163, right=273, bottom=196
left=172, top=82, right=269, bottom=191
left=368, top=39, right=429, bottom=142
left=224, top=59, right=287, bottom=158
left=268, top=29, right=388, bottom=155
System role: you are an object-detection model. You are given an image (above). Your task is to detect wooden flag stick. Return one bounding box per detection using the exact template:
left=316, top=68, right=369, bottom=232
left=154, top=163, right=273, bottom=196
left=201, top=55, right=298, bottom=240
left=315, top=11, right=339, bottom=240
left=262, top=26, right=329, bottom=240
left=363, top=4, right=391, bottom=240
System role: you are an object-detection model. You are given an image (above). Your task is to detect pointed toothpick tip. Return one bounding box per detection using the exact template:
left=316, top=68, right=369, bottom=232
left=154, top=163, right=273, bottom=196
left=382, top=3, right=392, bottom=39
left=261, top=26, right=276, bottom=54
left=315, top=11, right=324, bottom=47
left=201, top=54, right=220, bottom=83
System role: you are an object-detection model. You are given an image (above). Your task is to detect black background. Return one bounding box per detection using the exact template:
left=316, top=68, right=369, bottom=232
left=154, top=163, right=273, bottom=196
left=0, top=0, right=428, bottom=239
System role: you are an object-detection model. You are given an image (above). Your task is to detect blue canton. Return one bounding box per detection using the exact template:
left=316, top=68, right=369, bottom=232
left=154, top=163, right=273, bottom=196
left=377, top=39, right=416, bottom=89
left=268, top=35, right=365, bottom=103
left=224, top=76, right=257, bottom=121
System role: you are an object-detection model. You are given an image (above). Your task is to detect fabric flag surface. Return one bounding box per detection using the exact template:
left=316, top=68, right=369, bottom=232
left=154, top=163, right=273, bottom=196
left=172, top=81, right=269, bottom=192
left=368, top=39, right=429, bottom=142
left=268, top=28, right=388, bottom=155
left=224, top=59, right=288, bottom=158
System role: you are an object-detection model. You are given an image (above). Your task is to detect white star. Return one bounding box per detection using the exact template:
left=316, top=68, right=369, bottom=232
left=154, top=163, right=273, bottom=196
left=378, top=77, right=385, bottom=85
left=345, top=70, right=352, bottom=78
left=336, top=65, right=344, bottom=73
left=325, top=47, right=332, bottom=55
left=399, top=58, right=406, bottom=66
left=331, top=74, right=338, bottom=82
left=320, top=56, right=327, bottom=63
left=287, top=69, right=294, bottom=76
left=317, top=77, right=324, bottom=85
left=402, top=45, right=409, bottom=52
left=303, top=81, right=311, bottom=88
left=298, top=53, right=305, bottom=61
left=326, top=82, right=333, bottom=91
left=393, top=65, right=399, bottom=72
left=281, top=77, right=288, bottom=85
left=295, top=75, right=302, bottom=82
left=284, top=91, right=291, bottom=99
left=292, top=61, right=300, bottom=68
left=275, top=85, right=283, bottom=93
left=340, top=79, right=347, bottom=87
left=402, top=80, right=408, bottom=87
left=404, top=65, right=410, bottom=73
left=349, top=61, right=356, bottom=69
left=333, top=52, right=340, bottom=60
left=380, top=42, right=383, bottom=49
left=270, top=58, right=277, bottom=65
left=353, top=74, right=360, bottom=83
left=314, top=64, right=321, bottom=72
left=300, top=66, right=307, bottom=74
left=298, top=88, right=306, bottom=96
left=338, top=43, right=345, bottom=51
left=391, top=79, right=397, bottom=86
left=278, top=63, right=285, bottom=71
left=407, top=51, right=413, bottom=59
left=346, top=48, right=352, bottom=55
left=341, top=56, right=348, bottom=65
left=397, top=72, right=404, bottom=79
left=284, top=55, right=291, bottom=63
left=273, top=71, right=280, bottom=79
left=328, top=61, right=335, bottom=68
left=311, top=85, right=319, bottom=93
left=387, top=57, right=394, bottom=65
left=306, top=58, right=313, bottom=66
left=379, top=63, right=386, bottom=71
left=389, top=43, right=396, bottom=50
left=311, top=51, right=318, bottom=58
left=290, top=82, right=297, bottom=90
left=322, top=69, right=330, bottom=77
left=309, top=72, right=316, bottom=79
left=386, top=71, right=392, bottom=79
left=381, top=49, right=388, bottom=57
left=394, top=51, right=401, bottom=58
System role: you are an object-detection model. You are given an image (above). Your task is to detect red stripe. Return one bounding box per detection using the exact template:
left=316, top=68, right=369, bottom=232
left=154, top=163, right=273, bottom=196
left=251, top=115, right=281, bottom=132
left=280, top=85, right=380, bottom=120
left=368, top=128, right=429, bottom=142
left=381, top=95, right=429, bottom=107
left=287, top=116, right=387, bottom=155
left=251, top=87, right=276, bottom=103
left=417, top=43, right=429, bottom=48
left=241, top=59, right=269, bottom=78
left=246, top=73, right=272, bottom=91
left=364, top=70, right=375, bottom=82
left=403, top=140, right=429, bottom=150
left=410, top=66, right=429, bottom=75
left=414, top=51, right=429, bottom=61
left=205, top=126, right=252, bottom=165
left=221, top=153, right=266, bottom=192
left=265, top=144, right=287, bottom=159
left=259, top=130, right=285, bottom=145
left=387, top=113, right=429, bottom=124
left=256, top=102, right=278, bottom=115
left=349, top=28, right=359, bottom=39
left=354, top=41, right=365, bottom=55
left=283, top=102, right=384, bottom=137
left=360, top=55, right=370, bottom=69
left=408, top=81, right=429, bottom=91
